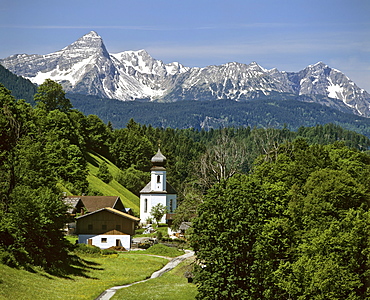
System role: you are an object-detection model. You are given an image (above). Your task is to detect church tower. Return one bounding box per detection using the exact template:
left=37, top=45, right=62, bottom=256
left=139, top=149, right=177, bottom=224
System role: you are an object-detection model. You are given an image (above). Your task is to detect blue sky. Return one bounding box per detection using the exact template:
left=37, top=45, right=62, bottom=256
left=1, top=0, right=369, bottom=91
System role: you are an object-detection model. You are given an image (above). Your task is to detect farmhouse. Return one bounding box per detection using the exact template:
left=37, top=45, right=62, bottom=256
left=76, top=207, right=140, bottom=250
left=139, top=148, right=177, bottom=225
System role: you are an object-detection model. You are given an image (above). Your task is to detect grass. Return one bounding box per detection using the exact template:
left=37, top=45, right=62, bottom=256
left=0, top=253, right=168, bottom=300
left=134, top=244, right=185, bottom=258
left=111, top=256, right=198, bottom=300
left=85, top=151, right=140, bottom=213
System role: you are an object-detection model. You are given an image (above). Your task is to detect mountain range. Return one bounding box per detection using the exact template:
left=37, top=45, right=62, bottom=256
left=1, top=31, right=370, bottom=117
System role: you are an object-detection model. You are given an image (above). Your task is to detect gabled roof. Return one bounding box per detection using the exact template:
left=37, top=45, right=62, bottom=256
left=64, top=196, right=123, bottom=212
left=140, top=181, right=177, bottom=194
left=76, top=207, right=140, bottom=222
left=63, top=197, right=83, bottom=214
left=179, top=222, right=192, bottom=231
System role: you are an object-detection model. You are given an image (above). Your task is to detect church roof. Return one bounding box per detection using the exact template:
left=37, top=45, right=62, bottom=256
left=140, top=181, right=177, bottom=194
left=151, top=148, right=166, bottom=164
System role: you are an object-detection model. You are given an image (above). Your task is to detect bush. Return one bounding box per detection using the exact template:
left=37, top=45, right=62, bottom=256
left=74, top=244, right=101, bottom=255
left=101, top=249, right=117, bottom=255
left=97, top=162, right=113, bottom=183
left=0, top=249, right=18, bottom=267
left=143, top=243, right=185, bottom=257
left=156, top=231, right=163, bottom=241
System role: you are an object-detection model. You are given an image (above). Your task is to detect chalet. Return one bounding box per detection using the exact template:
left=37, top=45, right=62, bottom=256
left=63, top=195, right=135, bottom=236
left=76, top=207, right=140, bottom=250
left=139, top=148, right=177, bottom=225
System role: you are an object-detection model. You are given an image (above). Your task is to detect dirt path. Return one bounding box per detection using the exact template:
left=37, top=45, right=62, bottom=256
left=95, top=250, right=194, bottom=300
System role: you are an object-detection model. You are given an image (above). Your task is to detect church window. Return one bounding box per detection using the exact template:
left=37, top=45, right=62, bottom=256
left=144, top=198, right=148, bottom=213
left=170, top=199, right=173, bottom=213
left=157, top=175, right=161, bottom=183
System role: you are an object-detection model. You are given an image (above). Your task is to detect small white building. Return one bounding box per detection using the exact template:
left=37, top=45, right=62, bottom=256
left=140, top=149, right=177, bottom=225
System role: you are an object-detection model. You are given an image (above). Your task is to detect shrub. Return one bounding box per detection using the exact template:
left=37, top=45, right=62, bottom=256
left=156, top=231, right=163, bottom=241
left=0, top=249, right=18, bottom=267
left=74, top=244, right=101, bottom=255
left=101, top=249, right=117, bottom=255
left=97, top=162, right=113, bottom=183
left=143, top=243, right=184, bottom=257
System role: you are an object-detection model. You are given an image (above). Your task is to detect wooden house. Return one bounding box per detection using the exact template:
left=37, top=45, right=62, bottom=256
left=76, top=207, right=140, bottom=250
left=63, top=195, right=133, bottom=235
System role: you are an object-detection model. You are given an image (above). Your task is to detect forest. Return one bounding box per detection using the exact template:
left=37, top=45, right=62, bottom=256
left=0, top=78, right=369, bottom=298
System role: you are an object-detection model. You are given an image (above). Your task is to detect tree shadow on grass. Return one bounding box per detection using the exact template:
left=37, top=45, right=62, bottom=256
left=85, top=151, right=102, bottom=168
left=44, top=254, right=104, bottom=280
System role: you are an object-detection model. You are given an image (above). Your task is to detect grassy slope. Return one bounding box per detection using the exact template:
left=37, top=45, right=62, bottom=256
left=0, top=254, right=168, bottom=300
left=112, top=256, right=198, bottom=300
left=85, top=151, right=140, bottom=214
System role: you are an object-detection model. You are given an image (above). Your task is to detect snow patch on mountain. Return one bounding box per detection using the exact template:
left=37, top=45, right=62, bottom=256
left=28, top=56, right=94, bottom=86
left=1, top=31, right=370, bottom=116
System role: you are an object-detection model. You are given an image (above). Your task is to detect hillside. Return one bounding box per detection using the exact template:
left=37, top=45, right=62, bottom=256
left=0, top=64, right=37, bottom=105
left=85, top=151, right=140, bottom=214
left=69, top=94, right=370, bottom=137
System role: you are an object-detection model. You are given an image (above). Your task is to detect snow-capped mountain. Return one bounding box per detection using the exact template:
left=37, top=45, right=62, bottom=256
left=1, top=31, right=370, bottom=117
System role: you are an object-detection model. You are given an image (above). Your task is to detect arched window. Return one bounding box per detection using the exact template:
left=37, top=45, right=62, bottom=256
left=144, top=198, right=148, bottom=213
left=157, top=175, right=161, bottom=183
left=169, top=199, right=173, bottom=213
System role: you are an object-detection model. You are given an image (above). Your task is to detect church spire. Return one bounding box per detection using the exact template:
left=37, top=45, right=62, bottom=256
left=151, top=148, right=166, bottom=169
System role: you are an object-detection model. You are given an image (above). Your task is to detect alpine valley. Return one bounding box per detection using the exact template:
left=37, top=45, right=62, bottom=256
left=1, top=31, right=370, bottom=119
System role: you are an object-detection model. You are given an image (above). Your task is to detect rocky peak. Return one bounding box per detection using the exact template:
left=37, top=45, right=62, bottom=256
left=62, top=31, right=109, bottom=58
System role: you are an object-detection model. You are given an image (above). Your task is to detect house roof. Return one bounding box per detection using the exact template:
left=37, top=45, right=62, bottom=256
left=63, top=197, right=83, bottom=214
left=64, top=196, right=122, bottom=212
left=140, top=181, right=177, bottom=194
left=179, top=222, right=192, bottom=231
left=76, top=207, right=140, bottom=222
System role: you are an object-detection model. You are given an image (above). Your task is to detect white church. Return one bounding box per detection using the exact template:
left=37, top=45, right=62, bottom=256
left=139, top=149, right=177, bottom=225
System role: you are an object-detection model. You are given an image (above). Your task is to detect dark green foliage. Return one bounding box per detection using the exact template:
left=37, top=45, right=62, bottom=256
left=73, top=243, right=101, bottom=255
left=192, top=141, right=370, bottom=299
left=150, top=203, right=167, bottom=225
left=96, top=162, right=112, bottom=183
left=110, top=120, right=154, bottom=171
left=116, top=166, right=149, bottom=195
left=68, top=93, right=370, bottom=137
left=0, top=64, right=37, bottom=105
left=35, top=79, right=72, bottom=113
left=0, top=84, right=90, bottom=271
left=101, top=248, right=117, bottom=255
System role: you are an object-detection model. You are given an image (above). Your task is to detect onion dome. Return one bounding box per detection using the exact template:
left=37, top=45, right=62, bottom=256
left=151, top=148, right=166, bottom=168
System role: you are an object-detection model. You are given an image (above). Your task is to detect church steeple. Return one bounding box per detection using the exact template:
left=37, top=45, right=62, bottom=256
left=151, top=148, right=166, bottom=170
left=139, top=148, right=177, bottom=225
left=150, top=148, right=167, bottom=192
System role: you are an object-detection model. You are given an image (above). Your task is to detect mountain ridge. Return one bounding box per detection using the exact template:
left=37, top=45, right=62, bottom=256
left=1, top=31, right=370, bottom=117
